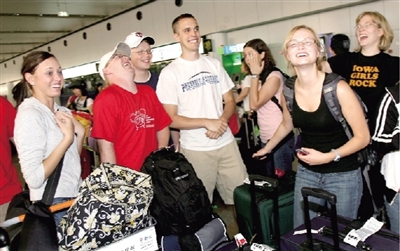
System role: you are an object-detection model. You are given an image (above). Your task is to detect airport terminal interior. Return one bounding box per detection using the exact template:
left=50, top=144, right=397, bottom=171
left=1, top=0, right=399, bottom=249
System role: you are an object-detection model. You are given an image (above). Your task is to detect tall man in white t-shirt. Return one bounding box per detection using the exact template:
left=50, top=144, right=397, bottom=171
left=156, top=13, right=248, bottom=205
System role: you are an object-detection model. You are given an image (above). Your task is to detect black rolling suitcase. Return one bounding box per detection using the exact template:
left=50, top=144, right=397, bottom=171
left=281, top=187, right=400, bottom=251
left=238, top=113, right=270, bottom=176
left=234, top=173, right=295, bottom=250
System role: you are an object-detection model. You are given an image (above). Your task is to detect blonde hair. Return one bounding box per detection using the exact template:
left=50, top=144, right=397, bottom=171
left=354, top=11, right=393, bottom=52
left=281, top=25, right=324, bottom=74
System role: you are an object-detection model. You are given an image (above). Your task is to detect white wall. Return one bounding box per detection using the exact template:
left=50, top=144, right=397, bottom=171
left=224, top=0, right=399, bottom=72
left=0, top=0, right=398, bottom=100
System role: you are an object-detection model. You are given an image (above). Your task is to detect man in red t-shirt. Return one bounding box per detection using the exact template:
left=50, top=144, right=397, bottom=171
left=0, top=96, right=22, bottom=223
left=92, top=42, right=171, bottom=171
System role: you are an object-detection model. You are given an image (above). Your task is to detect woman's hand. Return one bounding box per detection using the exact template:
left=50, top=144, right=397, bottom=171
left=54, top=111, right=75, bottom=144
left=246, top=52, right=264, bottom=75
left=252, top=146, right=270, bottom=160
left=296, top=148, right=333, bottom=166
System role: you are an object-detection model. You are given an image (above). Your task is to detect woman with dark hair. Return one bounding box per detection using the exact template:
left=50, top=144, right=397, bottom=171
left=243, top=38, right=294, bottom=175
left=94, top=83, right=104, bottom=99
left=13, top=51, right=84, bottom=225
left=65, top=82, right=94, bottom=114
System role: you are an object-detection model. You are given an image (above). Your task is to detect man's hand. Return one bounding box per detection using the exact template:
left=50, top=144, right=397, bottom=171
left=205, top=130, right=221, bottom=139
left=205, top=118, right=228, bottom=135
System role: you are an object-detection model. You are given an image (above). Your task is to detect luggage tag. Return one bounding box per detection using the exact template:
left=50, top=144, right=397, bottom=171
left=293, top=227, right=323, bottom=235
left=243, top=178, right=272, bottom=187
left=250, top=243, right=276, bottom=251
left=344, top=229, right=362, bottom=247
left=234, top=233, right=248, bottom=247
left=353, top=217, right=384, bottom=241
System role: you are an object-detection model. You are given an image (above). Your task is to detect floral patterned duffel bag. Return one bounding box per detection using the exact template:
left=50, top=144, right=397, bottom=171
left=58, top=162, right=155, bottom=251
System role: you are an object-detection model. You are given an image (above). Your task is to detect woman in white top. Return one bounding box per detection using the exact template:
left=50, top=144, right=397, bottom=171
left=66, top=82, right=94, bottom=114
left=13, top=51, right=84, bottom=225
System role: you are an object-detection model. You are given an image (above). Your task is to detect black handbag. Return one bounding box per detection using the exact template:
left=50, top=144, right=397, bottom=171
left=5, top=157, right=64, bottom=251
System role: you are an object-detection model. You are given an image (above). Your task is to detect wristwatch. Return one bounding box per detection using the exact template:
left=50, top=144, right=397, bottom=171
left=331, top=149, right=341, bottom=162
left=251, top=74, right=260, bottom=79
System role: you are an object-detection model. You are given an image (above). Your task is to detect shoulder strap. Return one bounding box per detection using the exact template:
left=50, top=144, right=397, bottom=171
left=261, top=67, right=289, bottom=112
left=322, top=73, right=351, bottom=140
left=41, top=156, right=64, bottom=206
left=322, top=72, right=367, bottom=140
left=283, top=75, right=297, bottom=116
left=271, top=96, right=283, bottom=112
left=259, top=69, right=272, bottom=86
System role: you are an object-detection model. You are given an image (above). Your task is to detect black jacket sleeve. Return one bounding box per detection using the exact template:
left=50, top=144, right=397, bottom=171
left=371, top=85, right=399, bottom=154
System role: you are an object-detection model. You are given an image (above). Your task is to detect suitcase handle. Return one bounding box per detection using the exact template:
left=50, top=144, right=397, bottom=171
left=301, top=187, right=340, bottom=251
left=249, top=174, right=278, bottom=188
left=301, top=187, right=336, bottom=205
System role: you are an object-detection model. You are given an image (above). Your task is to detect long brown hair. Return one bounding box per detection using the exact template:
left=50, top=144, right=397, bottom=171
left=242, top=38, right=276, bottom=75
left=12, top=51, right=55, bottom=107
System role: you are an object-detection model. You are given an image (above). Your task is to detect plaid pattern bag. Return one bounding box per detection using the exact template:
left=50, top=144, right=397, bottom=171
left=58, top=162, right=155, bottom=251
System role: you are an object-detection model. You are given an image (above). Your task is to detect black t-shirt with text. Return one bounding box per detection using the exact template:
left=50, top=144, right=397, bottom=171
left=329, top=52, right=399, bottom=131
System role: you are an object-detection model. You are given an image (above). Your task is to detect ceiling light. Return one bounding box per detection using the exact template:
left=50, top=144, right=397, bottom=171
left=57, top=11, right=69, bottom=17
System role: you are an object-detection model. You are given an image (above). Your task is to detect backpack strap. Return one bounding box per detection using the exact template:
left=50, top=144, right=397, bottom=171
left=283, top=75, right=297, bottom=116
left=271, top=96, right=283, bottom=112
left=322, top=73, right=368, bottom=140
left=321, top=73, right=353, bottom=140
left=260, top=67, right=288, bottom=112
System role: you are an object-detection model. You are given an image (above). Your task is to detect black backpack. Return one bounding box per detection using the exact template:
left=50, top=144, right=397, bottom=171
left=141, top=147, right=213, bottom=237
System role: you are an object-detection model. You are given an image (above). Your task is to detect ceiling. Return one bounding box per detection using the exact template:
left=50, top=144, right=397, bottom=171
left=0, top=0, right=154, bottom=63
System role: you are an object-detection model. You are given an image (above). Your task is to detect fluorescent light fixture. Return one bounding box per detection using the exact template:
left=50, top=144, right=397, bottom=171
left=63, top=62, right=98, bottom=79
left=152, top=39, right=204, bottom=63
left=57, top=11, right=69, bottom=17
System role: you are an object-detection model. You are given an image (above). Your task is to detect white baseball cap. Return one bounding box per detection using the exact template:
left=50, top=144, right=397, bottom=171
left=124, top=32, right=155, bottom=48
left=98, top=42, right=131, bottom=80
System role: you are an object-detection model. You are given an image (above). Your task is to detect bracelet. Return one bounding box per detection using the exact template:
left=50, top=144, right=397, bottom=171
left=251, top=74, right=260, bottom=79
left=331, top=149, right=341, bottom=162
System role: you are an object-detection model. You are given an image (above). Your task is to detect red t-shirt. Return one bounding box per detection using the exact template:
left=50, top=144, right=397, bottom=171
left=0, top=97, right=22, bottom=205
left=91, top=85, right=171, bottom=171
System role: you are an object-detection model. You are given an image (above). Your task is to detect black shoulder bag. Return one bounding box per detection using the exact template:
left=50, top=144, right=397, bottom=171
left=7, top=157, right=64, bottom=251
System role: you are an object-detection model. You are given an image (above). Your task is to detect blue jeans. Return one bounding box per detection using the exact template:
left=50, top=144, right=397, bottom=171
left=386, top=193, right=399, bottom=234
left=53, top=197, right=74, bottom=226
left=273, top=134, right=294, bottom=172
left=293, top=165, right=362, bottom=228
left=262, top=134, right=294, bottom=176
